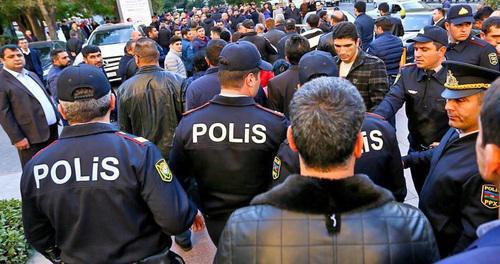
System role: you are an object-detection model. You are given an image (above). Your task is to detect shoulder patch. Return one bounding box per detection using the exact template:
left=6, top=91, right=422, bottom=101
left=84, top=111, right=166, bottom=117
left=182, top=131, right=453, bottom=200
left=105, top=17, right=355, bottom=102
left=488, top=53, right=498, bottom=65
left=255, top=104, right=285, bottom=117
left=481, top=184, right=499, bottom=209
left=365, top=112, right=385, bottom=120
left=115, top=131, right=146, bottom=146
left=155, top=159, right=173, bottom=182
left=182, top=102, right=210, bottom=116
left=272, top=156, right=281, bottom=180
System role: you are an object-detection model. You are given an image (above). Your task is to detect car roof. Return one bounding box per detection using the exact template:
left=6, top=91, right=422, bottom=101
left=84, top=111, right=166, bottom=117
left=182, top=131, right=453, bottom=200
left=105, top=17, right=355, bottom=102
left=93, top=23, right=137, bottom=32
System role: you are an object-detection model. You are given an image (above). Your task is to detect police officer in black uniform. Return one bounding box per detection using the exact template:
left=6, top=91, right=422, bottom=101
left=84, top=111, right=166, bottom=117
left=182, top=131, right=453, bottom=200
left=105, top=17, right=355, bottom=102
left=273, top=51, right=406, bottom=202
left=374, top=26, right=450, bottom=193
left=169, top=41, right=288, bottom=245
left=21, top=64, right=199, bottom=264
left=445, top=5, right=499, bottom=71
left=403, top=61, right=500, bottom=257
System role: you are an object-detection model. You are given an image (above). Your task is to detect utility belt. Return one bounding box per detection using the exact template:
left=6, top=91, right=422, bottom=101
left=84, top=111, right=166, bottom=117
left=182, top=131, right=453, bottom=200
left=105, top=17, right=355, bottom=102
left=136, top=249, right=185, bottom=264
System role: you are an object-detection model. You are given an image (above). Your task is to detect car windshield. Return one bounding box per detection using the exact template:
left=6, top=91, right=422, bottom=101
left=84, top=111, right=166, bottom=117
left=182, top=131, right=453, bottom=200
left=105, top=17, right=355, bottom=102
left=89, top=27, right=133, bottom=46
left=401, top=1, right=432, bottom=11
left=402, top=15, right=432, bottom=31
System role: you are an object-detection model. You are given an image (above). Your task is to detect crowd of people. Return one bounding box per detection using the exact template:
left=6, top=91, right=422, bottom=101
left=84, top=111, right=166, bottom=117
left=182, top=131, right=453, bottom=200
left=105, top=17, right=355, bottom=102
left=0, top=0, right=499, bottom=263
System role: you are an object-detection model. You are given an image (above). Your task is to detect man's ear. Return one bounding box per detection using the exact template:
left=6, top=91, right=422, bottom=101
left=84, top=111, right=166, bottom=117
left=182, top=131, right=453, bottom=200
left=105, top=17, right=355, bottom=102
left=58, top=104, right=68, bottom=120
left=444, top=21, right=450, bottom=31
left=353, top=132, right=363, bottom=159
left=484, top=144, right=500, bottom=180
left=109, top=93, right=116, bottom=112
left=479, top=31, right=486, bottom=40
left=287, top=126, right=298, bottom=153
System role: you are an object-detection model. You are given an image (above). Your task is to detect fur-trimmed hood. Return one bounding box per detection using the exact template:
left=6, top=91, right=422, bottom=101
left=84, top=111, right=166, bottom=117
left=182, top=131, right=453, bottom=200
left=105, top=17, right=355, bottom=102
left=251, top=174, right=394, bottom=214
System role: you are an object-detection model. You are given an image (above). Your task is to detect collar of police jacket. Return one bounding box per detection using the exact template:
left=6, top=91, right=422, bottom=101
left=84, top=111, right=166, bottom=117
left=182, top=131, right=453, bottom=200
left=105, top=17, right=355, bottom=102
left=211, top=94, right=256, bottom=106
left=250, top=174, right=394, bottom=214
left=60, top=122, right=117, bottom=139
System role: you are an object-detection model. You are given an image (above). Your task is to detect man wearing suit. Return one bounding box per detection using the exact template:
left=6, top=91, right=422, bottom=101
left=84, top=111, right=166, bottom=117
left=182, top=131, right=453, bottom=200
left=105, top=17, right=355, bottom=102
left=0, top=45, right=58, bottom=167
left=17, top=38, right=44, bottom=82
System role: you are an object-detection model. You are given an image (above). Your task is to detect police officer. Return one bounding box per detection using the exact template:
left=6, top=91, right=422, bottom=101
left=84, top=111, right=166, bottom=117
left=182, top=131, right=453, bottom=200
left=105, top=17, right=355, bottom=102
left=273, top=51, right=406, bottom=202
left=21, top=64, right=199, bottom=264
left=445, top=5, right=498, bottom=70
left=403, top=61, right=500, bottom=257
left=169, top=41, right=288, bottom=245
left=374, top=26, right=450, bottom=193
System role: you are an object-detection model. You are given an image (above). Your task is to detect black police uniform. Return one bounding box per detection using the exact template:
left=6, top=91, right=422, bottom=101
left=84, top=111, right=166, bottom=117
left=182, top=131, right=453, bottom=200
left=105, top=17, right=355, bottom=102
left=21, top=123, right=197, bottom=263
left=272, top=113, right=407, bottom=202
left=374, top=64, right=450, bottom=193
left=446, top=36, right=499, bottom=71
left=404, top=128, right=498, bottom=256
left=169, top=95, right=288, bottom=244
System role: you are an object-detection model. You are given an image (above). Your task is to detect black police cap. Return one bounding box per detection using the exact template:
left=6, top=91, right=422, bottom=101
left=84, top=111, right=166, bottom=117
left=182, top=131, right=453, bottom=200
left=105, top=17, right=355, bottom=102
left=442, top=60, right=500, bottom=99
left=447, top=5, right=474, bottom=25
left=57, top=64, right=111, bottom=102
left=298, top=50, right=339, bottom=85
left=218, top=41, right=272, bottom=71
left=407, top=25, right=448, bottom=46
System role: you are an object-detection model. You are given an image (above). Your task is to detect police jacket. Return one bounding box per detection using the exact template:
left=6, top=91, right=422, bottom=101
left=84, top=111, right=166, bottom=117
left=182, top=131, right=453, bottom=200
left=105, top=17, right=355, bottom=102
left=404, top=129, right=498, bottom=257
left=21, top=123, right=197, bottom=263
left=446, top=36, right=499, bottom=71
left=117, top=65, right=185, bottom=158
left=367, top=32, right=404, bottom=76
left=374, top=64, right=449, bottom=150
left=215, top=174, right=440, bottom=263
left=272, top=113, right=406, bottom=202
left=240, top=32, right=278, bottom=63
left=169, top=95, right=288, bottom=216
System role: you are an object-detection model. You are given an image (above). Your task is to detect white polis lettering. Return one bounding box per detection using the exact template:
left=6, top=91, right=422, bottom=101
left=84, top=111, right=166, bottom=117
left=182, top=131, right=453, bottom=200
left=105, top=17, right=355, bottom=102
left=192, top=123, right=267, bottom=144
left=32, top=157, right=120, bottom=189
left=361, top=130, right=384, bottom=154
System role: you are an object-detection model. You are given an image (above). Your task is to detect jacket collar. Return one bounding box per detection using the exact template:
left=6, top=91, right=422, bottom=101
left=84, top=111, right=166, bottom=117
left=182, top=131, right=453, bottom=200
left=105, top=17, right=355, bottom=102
left=136, top=65, right=164, bottom=74
left=206, top=67, right=219, bottom=75
left=448, top=36, right=471, bottom=53
left=210, top=94, right=256, bottom=106
left=251, top=174, right=394, bottom=214
left=241, top=31, right=257, bottom=38
left=416, top=64, right=448, bottom=83
left=336, top=49, right=367, bottom=74
left=59, top=122, right=117, bottom=139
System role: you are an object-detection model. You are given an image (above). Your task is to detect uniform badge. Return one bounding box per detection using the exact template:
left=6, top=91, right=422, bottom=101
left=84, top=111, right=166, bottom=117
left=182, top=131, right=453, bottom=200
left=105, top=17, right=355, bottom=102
left=155, top=159, right=173, bottom=182
left=272, top=156, right=281, bottom=180
left=481, top=184, right=499, bottom=209
left=458, top=7, right=468, bottom=15
left=488, top=53, right=498, bottom=65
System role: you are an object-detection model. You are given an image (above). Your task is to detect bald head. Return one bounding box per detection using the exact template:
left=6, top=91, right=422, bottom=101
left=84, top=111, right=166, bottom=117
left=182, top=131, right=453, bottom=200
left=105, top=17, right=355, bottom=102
left=131, top=30, right=143, bottom=41
left=332, top=11, right=345, bottom=25
left=134, top=37, right=159, bottom=66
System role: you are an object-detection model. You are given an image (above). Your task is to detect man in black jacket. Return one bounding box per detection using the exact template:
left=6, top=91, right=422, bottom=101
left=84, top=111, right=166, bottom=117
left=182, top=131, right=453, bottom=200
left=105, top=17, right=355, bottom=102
left=215, top=76, right=439, bottom=263
left=239, top=19, right=277, bottom=63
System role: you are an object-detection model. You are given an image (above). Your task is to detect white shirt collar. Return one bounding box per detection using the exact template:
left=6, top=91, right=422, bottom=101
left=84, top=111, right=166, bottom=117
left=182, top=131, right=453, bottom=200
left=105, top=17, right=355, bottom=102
left=3, top=67, right=28, bottom=78
left=219, top=92, right=248, bottom=97
left=433, top=64, right=443, bottom=73
left=21, top=48, right=30, bottom=55
left=457, top=129, right=479, bottom=138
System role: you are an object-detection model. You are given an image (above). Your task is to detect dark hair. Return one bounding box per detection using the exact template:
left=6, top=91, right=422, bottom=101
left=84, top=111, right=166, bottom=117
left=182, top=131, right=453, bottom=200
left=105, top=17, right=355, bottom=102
left=134, top=37, right=159, bottom=63
left=192, top=50, right=209, bottom=72
left=482, top=16, right=500, bottom=34
left=205, top=39, right=227, bottom=65
left=289, top=77, right=365, bottom=169
left=145, top=26, right=156, bottom=37
left=173, top=28, right=181, bottom=35
left=480, top=79, right=500, bottom=146
left=0, top=44, right=21, bottom=59
left=211, top=26, right=223, bottom=35
left=81, top=45, right=101, bottom=58
left=375, top=16, right=394, bottom=32
left=272, top=59, right=290, bottom=76
left=332, top=22, right=358, bottom=41
left=354, top=1, right=366, bottom=13
left=378, top=2, right=390, bottom=13
left=475, top=6, right=494, bottom=21
left=123, top=40, right=135, bottom=53
left=220, top=30, right=231, bottom=42
left=195, top=26, right=204, bottom=31
left=181, top=28, right=190, bottom=37
left=285, top=35, right=310, bottom=65
left=17, top=38, right=27, bottom=44
left=285, top=18, right=296, bottom=31
left=70, top=31, right=78, bottom=38
left=50, top=48, right=66, bottom=62
left=306, top=14, right=320, bottom=28
left=170, top=35, right=182, bottom=44
left=318, top=10, right=328, bottom=19
left=434, top=7, right=446, bottom=17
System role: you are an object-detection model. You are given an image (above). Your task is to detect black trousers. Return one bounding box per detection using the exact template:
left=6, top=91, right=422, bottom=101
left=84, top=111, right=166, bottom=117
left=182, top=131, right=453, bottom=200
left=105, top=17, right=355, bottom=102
left=205, top=213, right=231, bottom=247
left=18, top=124, right=58, bottom=169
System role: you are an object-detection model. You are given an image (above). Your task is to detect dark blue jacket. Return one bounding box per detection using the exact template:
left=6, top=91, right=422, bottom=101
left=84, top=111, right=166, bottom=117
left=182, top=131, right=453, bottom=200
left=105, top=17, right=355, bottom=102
left=185, top=67, right=220, bottom=110
left=354, top=13, right=374, bottom=51
left=446, top=36, right=499, bottom=71
left=23, top=49, right=44, bottom=81
left=367, top=32, right=403, bottom=76
left=117, top=54, right=134, bottom=82
left=46, top=65, right=64, bottom=97
left=181, top=38, right=195, bottom=73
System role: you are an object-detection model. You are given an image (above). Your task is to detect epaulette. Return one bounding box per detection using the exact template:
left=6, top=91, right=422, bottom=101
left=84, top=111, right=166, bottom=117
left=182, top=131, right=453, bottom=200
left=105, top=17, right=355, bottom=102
left=365, top=112, right=385, bottom=120
left=401, top=63, right=416, bottom=69
left=469, top=37, right=487, bottom=47
left=182, top=102, right=210, bottom=116
left=255, top=104, right=285, bottom=117
left=115, top=131, right=148, bottom=146
left=32, top=140, right=59, bottom=158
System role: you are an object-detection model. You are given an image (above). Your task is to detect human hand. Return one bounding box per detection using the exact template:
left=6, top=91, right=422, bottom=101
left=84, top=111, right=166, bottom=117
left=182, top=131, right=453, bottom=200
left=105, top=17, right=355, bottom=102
left=191, top=210, right=205, bottom=232
left=15, top=138, right=30, bottom=150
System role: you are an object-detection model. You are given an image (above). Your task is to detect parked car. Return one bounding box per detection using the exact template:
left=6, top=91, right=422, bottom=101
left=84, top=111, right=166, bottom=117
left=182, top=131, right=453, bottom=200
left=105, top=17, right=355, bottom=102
left=73, top=23, right=144, bottom=83
left=29, top=40, right=67, bottom=80
left=369, top=0, right=433, bottom=16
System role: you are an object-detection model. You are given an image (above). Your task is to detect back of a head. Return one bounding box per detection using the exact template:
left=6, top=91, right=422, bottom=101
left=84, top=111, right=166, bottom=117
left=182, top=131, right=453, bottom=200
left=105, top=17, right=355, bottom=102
left=134, top=37, right=160, bottom=63
left=265, top=18, right=275, bottom=29
left=482, top=16, right=500, bottom=34
left=285, top=35, right=310, bottom=65
left=192, top=50, right=209, bottom=72
left=289, top=77, right=365, bottom=169
left=480, top=79, right=500, bottom=146
left=220, top=30, right=231, bottom=42
left=81, top=45, right=101, bottom=58
left=375, top=16, right=394, bottom=32
left=332, top=22, right=358, bottom=41
left=307, top=14, right=320, bottom=28
left=285, top=19, right=296, bottom=31
left=354, top=1, right=367, bottom=13
left=206, top=39, right=227, bottom=66
left=378, top=2, right=390, bottom=13
left=275, top=14, right=285, bottom=25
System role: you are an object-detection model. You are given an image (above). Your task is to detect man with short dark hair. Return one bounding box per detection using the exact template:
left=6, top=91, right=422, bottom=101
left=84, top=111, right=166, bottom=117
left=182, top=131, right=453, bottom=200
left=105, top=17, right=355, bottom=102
left=181, top=29, right=195, bottom=75
left=193, top=26, right=210, bottom=52
left=480, top=16, right=500, bottom=56
left=318, top=10, right=332, bottom=33
left=333, top=22, right=388, bottom=111
left=215, top=76, right=439, bottom=263
left=66, top=31, right=83, bottom=61
left=267, top=35, right=309, bottom=117
left=433, top=7, right=446, bottom=29
left=0, top=45, right=58, bottom=167
left=145, top=25, right=166, bottom=66
left=210, top=26, right=223, bottom=40
left=277, top=19, right=299, bottom=59
left=317, top=11, right=347, bottom=57
left=81, top=45, right=104, bottom=69
left=185, top=39, right=227, bottom=110
left=117, top=40, right=137, bottom=82
left=354, top=1, right=374, bottom=51
left=301, top=14, right=323, bottom=50
left=21, top=64, right=199, bottom=263
left=164, top=35, right=186, bottom=77
left=377, top=2, right=404, bottom=37
left=47, top=49, right=71, bottom=98
left=17, top=38, right=44, bottom=81
left=169, top=41, right=288, bottom=245
left=240, top=19, right=278, bottom=63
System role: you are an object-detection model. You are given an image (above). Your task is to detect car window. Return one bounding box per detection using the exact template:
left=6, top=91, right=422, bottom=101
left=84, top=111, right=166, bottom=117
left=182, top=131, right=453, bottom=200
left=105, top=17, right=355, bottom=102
left=89, top=27, right=133, bottom=46
left=401, top=2, right=432, bottom=11
left=32, top=46, right=51, bottom=69
left=402, top=15, right=432, bottom=31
